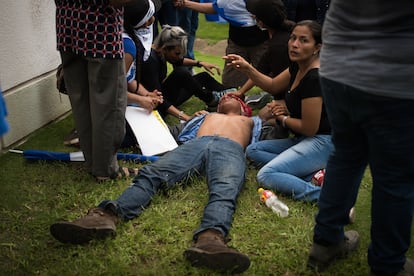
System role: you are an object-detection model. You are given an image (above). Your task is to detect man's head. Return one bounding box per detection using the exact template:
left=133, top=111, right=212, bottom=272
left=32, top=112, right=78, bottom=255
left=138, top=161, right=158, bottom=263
left=217, top=95, right=252, bottom=117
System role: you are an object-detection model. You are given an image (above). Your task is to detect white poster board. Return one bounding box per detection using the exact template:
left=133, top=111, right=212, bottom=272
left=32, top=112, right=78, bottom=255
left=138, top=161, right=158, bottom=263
left=125, top=106, right=178, bottom=156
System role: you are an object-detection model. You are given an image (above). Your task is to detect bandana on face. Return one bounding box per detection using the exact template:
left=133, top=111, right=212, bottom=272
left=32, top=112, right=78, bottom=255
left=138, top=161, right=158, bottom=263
left=217, top=94, right=252, bottom=117
left=134, top=0, right=155, bottom=62
left=135, top=26, right=153, bottom=61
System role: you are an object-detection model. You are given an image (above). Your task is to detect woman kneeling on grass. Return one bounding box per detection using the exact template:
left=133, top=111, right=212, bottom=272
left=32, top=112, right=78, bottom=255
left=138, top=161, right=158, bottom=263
left=140, top=25, right=236, bottom=121
left=225, top=20, right=331, bottom=202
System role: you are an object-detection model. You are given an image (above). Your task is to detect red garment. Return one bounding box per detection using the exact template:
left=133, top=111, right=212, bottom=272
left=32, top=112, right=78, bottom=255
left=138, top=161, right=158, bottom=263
left=218, top=94, right=252, bottom=117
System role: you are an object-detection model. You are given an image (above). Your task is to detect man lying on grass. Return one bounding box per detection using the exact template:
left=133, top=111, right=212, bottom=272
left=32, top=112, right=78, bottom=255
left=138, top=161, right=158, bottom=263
left=50, top=96, right=254, bottom=274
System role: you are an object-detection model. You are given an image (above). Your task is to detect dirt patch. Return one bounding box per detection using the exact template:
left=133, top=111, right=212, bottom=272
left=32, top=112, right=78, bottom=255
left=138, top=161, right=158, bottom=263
left=194, top=38, right=227, bottom=57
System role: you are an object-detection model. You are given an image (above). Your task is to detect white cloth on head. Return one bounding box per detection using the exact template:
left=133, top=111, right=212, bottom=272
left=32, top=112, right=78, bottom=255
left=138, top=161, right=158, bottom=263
left=133, top=0, right=155, bottom=29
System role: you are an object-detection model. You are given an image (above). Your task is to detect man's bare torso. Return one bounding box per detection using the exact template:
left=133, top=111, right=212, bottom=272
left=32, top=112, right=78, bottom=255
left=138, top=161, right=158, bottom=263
left=196, top=113, right=253, bottom=149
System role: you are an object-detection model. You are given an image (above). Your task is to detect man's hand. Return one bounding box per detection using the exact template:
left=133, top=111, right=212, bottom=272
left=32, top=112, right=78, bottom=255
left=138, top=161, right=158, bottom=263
left=173, top=0, right=185, bottom=8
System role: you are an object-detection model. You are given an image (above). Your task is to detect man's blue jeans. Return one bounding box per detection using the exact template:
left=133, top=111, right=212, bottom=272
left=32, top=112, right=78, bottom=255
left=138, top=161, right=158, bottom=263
left=314, top=77, right=414, bottom=274
left=99, top=136, right=246, bottom=239
left=179, top=7, right=199, bottom=60
left=246, top=135, right=333, bottom=202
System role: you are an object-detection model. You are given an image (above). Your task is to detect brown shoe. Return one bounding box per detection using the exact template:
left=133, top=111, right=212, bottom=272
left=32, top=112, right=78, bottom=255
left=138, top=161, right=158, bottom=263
left=50, top=208, right=117, bottom=244
left=184, top=229, right=250, bottom=273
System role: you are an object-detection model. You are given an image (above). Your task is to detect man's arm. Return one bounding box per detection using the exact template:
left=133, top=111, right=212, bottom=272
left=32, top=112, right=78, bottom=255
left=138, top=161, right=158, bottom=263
left=173, top=0, right=216, bottom=14
left=229, top=78, right=255, bottom=99
left=224, top=54, right=291, bottom=96
left=182, top=58, right=221, bottom=76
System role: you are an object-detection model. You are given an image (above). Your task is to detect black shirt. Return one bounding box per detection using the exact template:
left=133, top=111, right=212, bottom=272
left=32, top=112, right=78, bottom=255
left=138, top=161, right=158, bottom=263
left=228, top=25, right=268, bottom=47
left=286, top=63, right=331, bottom=135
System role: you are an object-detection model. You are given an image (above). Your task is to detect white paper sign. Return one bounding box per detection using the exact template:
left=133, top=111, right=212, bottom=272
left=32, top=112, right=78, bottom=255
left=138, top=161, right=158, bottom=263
left=125, top=106, right=178, bottom=156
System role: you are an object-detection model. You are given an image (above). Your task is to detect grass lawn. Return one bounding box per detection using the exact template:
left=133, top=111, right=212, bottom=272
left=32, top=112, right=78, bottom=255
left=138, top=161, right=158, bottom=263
left=1, top=15, right=413, bottom=276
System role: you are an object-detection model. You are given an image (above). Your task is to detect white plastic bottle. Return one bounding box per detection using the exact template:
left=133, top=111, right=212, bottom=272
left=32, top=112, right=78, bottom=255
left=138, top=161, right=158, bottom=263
left=258, top=188, right=289, bottom=217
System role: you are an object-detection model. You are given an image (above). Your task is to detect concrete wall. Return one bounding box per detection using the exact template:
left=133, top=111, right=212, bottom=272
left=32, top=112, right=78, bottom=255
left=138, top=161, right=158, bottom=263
left=0, top=0, right=72, bottom=150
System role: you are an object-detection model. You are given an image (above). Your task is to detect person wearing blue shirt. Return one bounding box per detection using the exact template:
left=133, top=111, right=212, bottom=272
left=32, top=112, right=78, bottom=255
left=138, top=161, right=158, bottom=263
left=122, top=0, right=164, bottom=112
left=173, top=0, right=269, bottom=88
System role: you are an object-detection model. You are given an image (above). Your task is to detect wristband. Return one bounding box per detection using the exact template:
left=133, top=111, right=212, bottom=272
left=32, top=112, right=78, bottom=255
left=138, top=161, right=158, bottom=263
left=196, top=60, right=202, bottom=67
left=282, top=115, right=289, bottom=128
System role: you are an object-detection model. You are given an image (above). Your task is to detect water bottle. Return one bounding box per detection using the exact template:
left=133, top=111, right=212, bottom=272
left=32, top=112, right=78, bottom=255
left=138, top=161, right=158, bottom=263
left=258, top=188, right=289, bottom=217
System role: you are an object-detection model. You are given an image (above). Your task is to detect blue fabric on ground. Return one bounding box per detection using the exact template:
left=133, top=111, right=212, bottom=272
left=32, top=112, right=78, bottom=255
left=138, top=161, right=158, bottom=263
left=0, top=86, right=9, bottom=136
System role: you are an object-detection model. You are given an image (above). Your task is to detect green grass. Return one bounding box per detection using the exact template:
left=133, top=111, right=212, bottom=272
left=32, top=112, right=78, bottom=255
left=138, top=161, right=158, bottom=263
left=0, top=129, right=377, bottom=275
left=195, top=15, right=229, bottom=44
left=1, top=14, right=413, bottom=276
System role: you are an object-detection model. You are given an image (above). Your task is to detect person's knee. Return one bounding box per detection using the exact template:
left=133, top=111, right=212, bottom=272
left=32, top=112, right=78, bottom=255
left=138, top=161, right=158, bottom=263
left=245, top=143, right=256, bottom=156
left=257, top=167, right=273, bottom=186
left=172, top=66, right=192, bottom=77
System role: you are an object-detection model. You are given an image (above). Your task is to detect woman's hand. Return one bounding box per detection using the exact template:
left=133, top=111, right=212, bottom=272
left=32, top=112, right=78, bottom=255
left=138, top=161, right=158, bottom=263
left=199, top=61, right=221, bottom=75
left=147, top=89, right=164, bottom=104
left=138, top=95, right=159, bottom=113
left=181, top=110, right=209, bottom=122
left=227, top=89, right=245, bottom=99
left=222, top=54, right=251, bottom=73
left=267, top=100, right=289, bottom=117
left=192, top=110, right=209, bottom=117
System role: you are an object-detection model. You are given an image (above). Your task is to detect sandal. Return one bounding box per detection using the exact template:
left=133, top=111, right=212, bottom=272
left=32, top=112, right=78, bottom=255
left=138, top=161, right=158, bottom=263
left=96, top=167, right=139, bottom=182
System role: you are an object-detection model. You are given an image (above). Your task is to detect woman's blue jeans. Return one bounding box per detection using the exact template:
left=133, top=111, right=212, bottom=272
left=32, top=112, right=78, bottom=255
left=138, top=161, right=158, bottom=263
left=99, top=136, right=246, bottom=239
left=246, top=135, right=333, bottom=202
left=314, top=77, right=414, bottom=274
